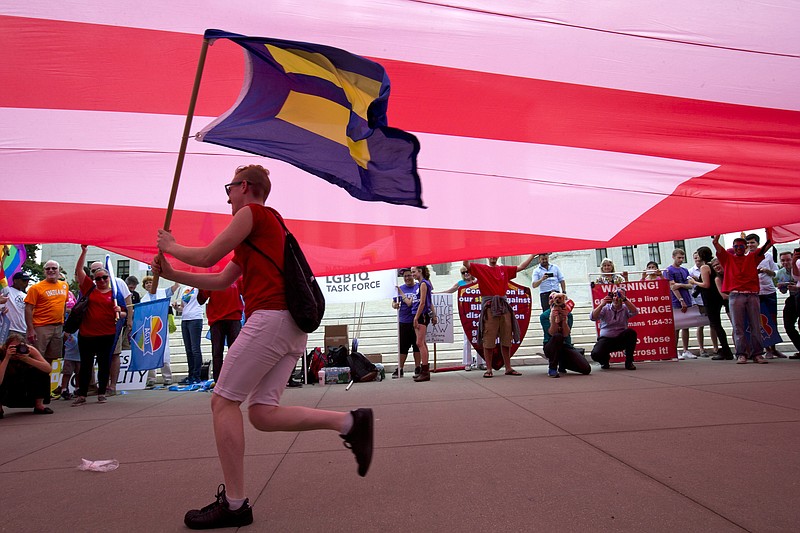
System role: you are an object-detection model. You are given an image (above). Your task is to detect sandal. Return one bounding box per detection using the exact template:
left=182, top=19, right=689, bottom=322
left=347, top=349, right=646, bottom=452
left=483, top=371, right=493, bottom=378
left=504, top=370, right=522, bottom=376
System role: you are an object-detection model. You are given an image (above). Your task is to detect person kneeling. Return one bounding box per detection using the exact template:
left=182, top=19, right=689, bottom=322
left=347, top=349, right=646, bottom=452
left=589, top=288, right=639, bottom=370
left=541, top=293, right=591, bottom=378
left=1, top=333, right=56, bottom=417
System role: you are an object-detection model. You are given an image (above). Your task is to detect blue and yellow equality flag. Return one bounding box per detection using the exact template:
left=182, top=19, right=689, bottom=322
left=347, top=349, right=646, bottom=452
left=129, top=297, right=170, bottom=372
left=197, top=29, right=423, bottom=208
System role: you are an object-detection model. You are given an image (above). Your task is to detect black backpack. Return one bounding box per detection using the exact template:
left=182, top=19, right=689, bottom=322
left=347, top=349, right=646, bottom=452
left=327, top=345, right=349, bottom=368
left=245, top=208, right=325, bottom=333
left=347, top=351, right=378, bottom=382
left=63, top=286, right=94, bottom=334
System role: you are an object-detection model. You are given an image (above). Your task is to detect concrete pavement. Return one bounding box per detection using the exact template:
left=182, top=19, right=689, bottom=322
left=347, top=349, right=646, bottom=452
left=2, top=358, right=799, bottom=532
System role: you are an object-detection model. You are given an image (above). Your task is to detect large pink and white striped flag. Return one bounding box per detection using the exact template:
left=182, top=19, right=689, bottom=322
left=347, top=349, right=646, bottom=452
left=1, top=1, right=799, bottom=274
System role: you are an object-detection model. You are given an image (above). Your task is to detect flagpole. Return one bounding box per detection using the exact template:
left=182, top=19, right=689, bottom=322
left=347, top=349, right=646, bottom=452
left=151, top=37, right=210, bottom=294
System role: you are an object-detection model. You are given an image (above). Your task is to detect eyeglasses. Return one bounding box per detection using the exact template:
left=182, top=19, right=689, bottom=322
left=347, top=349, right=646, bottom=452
left=224, top=180, right=247, bottom=196
left=733, top=244, right=746, bottom=249
left=95, top=275, right=109, bottom=281
left=461, top=271, right=469, bottom=275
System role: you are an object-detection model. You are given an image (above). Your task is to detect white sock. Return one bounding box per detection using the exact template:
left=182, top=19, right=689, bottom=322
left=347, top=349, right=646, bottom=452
left=340, top=413, right=354, bottom=436
left=227, top=496, right=246, bottom=511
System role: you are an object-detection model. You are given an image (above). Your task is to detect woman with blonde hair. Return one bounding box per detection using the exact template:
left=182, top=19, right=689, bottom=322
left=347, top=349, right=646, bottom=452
left=596, top=258, right=628, bottom=285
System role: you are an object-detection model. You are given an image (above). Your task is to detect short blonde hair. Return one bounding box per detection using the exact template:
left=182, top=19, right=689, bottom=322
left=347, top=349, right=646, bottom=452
left=234, top=164, right=271, bottom=200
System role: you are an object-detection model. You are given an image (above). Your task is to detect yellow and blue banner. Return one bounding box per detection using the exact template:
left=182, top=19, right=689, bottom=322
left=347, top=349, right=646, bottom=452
left=129, top=297, right=170, bottom=371
left=198, top=29, right=423, bottom=208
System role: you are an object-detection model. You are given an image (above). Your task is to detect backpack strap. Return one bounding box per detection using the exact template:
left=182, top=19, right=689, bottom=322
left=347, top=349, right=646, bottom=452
left=243, top=206, right=291, bottom=275
left=244, top=239, right=283, bottom=275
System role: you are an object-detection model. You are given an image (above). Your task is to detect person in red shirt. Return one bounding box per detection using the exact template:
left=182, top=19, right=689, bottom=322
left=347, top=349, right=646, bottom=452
left=153, top=164, right=372, bottom=530
left=71, top=245, right=127, bottom=406
left=198, top=282, right=244, bottom=382
left=463, top=255, right=536, bottom=377
left=713, top=229, right=773, bottom=364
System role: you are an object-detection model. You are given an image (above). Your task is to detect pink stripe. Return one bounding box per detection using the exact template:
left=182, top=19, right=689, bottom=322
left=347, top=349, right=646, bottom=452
left=5, top=2, right=799, bottom=109
left=0, top=108, right=717, bottom=240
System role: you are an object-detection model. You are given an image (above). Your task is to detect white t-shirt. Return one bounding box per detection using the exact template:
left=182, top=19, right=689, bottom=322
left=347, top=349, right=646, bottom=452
left=179, top=287, right=204, bottom=321
left=757, top=256, right=778, bottom=295
left=1, top=286, right=28, bottom=333
left=687, top=265, right=704, bottom=306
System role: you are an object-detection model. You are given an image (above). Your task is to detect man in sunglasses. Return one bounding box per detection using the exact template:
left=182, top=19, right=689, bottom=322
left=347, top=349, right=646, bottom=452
left=23, top=260, right=70, bottom=413
left=713, top=230, right=774, bottom=364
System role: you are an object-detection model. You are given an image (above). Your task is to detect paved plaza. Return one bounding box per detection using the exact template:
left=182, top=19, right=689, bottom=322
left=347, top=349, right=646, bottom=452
left=2, top=358, right=799, bottom=532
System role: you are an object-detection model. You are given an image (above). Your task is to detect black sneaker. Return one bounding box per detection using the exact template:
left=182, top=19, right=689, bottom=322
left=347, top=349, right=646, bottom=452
left=413, top=366, right=421, bottom=377
left=391, top=368, right=403, bottom=379
left=184, top=484, right=253, bottom=530
left=341, top=408, right=374, bottom=477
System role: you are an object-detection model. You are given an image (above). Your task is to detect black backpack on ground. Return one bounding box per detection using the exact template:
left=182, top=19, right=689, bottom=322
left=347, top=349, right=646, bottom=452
left=347, top=351, right=378, bottom=382
left=245, top=207, right=325, bottom=333
left=327, top=345, right=349, bottom=368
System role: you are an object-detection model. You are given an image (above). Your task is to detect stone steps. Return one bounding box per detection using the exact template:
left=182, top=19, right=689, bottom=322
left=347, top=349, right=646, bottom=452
left=163, top=300, right=798, bottom=378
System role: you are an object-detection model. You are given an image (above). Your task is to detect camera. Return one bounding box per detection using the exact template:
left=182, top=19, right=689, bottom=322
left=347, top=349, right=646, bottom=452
left=545, top=272, right=555, bottom=278
left=608, top=289, right=625, bottom=301
left=16, top=342, right=29, bottom=355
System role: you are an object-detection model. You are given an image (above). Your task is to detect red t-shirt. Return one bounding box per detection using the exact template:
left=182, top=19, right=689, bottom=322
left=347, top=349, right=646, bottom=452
left=198, top=281, right=244, bottom=326
left=232, top=204, right=287, bottom=318
left=467, top=263, right=518, bottom=297
left=78, top=276, right=118, bottom=337
left=718, top=250, right=761, bottom=293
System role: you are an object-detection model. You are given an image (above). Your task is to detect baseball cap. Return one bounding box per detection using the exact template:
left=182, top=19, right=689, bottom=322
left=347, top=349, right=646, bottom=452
left=13, top=272, right=30, bottom=281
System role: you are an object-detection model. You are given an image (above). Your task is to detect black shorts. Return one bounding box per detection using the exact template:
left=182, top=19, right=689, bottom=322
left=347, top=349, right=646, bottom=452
left=417, top=312, right=431, bottom=327
left=399, top=322, right=419, bottom=355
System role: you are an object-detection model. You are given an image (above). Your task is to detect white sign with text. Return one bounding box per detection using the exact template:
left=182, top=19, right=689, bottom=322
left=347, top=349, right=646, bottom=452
left=322, top=269, right=397, bottom=304
left=427, top=293, right=454, bottom=343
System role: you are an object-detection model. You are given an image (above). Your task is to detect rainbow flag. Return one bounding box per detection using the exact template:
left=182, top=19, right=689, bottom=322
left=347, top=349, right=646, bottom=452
left=1, top=244, right=27, bottom=289
left=129, top=297, right=170, bottom=371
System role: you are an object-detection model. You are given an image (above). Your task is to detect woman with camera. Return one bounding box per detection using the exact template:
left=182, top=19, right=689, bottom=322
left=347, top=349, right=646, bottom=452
left=1, top=333, right=55, bottom=417
left=71, top=245, right=127, bottom=406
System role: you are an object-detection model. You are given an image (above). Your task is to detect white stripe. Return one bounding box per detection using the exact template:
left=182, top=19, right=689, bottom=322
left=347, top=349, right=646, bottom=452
left=3, top=0, right=799, bottom=110
left=0, top=107, right=717, bottom=241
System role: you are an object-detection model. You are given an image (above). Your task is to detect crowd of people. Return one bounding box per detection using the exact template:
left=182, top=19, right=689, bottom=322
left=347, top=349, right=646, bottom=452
left=398, top=234, right=800, bottom=381
left=0, top=248, right=249, bottom=416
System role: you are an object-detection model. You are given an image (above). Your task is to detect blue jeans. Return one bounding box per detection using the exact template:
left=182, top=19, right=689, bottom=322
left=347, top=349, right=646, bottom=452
left=728, top=292, right=763, bottom=358
left=181, top=319, right=204, bottom=381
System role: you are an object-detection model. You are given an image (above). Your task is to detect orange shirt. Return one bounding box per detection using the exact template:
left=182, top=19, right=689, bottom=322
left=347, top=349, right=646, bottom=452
left=24, top=280, right=70, bottom=326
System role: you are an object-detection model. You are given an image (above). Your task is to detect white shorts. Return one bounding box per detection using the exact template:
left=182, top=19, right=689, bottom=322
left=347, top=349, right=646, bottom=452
left=213, top=310, right=307, bottom=407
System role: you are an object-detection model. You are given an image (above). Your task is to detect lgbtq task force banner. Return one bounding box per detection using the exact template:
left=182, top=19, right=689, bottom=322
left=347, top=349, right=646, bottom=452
left=590, top=280, right=676, bottom=363
left=321, top=269, right=397, bottom=304
left=129, top=297, right=170, bottom=372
